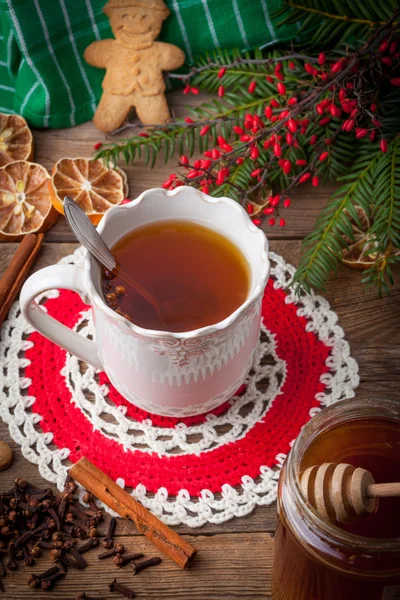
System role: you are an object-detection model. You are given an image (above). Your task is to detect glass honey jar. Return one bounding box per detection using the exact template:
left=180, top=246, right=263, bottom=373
left=272, top=398, right=400, bottom=600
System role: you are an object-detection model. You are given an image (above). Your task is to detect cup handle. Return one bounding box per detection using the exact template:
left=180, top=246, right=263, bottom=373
left=20, top=264, right=102, bottom=370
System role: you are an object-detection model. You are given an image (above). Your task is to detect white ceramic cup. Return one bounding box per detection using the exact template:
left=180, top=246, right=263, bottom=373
left=20, top=187, right=270, bottom=417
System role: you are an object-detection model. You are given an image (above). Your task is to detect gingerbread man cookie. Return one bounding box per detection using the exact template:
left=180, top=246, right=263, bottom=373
left=85, top=0, right=185, bottom=132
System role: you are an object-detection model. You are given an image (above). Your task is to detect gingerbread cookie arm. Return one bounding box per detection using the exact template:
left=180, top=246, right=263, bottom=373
left=157, top=42, right=185, bottom=71
left=84, top=39, right=115, bottom=69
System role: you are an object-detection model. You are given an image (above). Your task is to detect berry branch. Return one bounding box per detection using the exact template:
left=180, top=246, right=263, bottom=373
left=96, top=8, right=400, bottom=295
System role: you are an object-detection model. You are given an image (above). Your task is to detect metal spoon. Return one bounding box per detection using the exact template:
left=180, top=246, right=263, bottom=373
left=63, top=196, right=163, bottom=316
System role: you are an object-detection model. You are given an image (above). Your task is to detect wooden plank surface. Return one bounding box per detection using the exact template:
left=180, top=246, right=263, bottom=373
left=0, top=90, right=399, bottom=599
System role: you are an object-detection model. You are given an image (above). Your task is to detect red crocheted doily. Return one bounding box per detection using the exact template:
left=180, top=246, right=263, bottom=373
left=25, top=279, right=329, bottom=496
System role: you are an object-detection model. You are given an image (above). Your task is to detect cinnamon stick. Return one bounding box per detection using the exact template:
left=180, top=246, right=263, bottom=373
left=0, top=233, right=44, bottom=327
left=69, top=458, right=197, bottom=569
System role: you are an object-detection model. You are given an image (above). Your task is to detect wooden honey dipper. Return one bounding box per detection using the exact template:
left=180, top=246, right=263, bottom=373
left=301, top=463, right=400, bottom=524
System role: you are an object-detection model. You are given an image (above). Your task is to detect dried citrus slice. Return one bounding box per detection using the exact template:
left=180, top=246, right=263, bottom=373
left=51, top=157, right=124, bottom=224
left=0, top=113, right=33, bottom=167
left=0, top=160, right=57, bottom=240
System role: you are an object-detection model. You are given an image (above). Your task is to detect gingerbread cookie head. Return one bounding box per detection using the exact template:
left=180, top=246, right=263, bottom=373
left=103, top=0, right=170, bottom=47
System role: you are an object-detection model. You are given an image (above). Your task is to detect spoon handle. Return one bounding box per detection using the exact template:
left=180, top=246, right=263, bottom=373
left=368, top=482, right=400, bottom=498
left=64, top=197, right=116, bottom=272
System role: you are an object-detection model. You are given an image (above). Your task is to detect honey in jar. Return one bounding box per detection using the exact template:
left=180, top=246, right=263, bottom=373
left=272, top=398, right=400, bottom=600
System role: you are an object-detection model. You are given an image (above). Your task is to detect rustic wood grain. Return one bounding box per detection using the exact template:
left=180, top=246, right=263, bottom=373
left=0, top=90, right=399, bottom=599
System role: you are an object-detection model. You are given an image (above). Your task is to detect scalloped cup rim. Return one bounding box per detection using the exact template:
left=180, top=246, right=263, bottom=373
left=84, top=186, right=270, bottom=340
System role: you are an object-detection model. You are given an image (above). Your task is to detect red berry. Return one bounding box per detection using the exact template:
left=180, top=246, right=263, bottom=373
left=331, top=59, right=344, bottom=74
left=342, top=118, right=355, bottom=131
left=288, top=61, right=295, bottom=70
left=379, top=39, right=389, bottom=53
left=280, top=110, right=290, bottom=119
left=329, top=105, right=342, bottom=118
left=186, top=170, right=199, bottom=179
left=273, top=143, right=282, bottom=158
left=390, top=41, right=397, bottom=54
left=299, top=173, right=311, bottom=184
left=275, top=71, right=285, bottom=81
left=296, top=159, right=307, bottom=166
left=162, top=179, right=173, bottom=189
left=184, top=117, right=194, bottom=124
left=264, top=105, right=273, bottom=119
left=236, top=157, right=245, bottom=165
left=248, top=81, right=257, bottom=93
left=316, top=103, right=325, bottom=116
left=277, top=82, right=286, bottom=95
left=372, top=117, right=382, bottom=127
left=318, top=52, right=326, bottom=66
left=180, top=155, right=189, bottom=165
left=369, top=130, right=376, bottom=143
left=283, top=198, right=291, bottom=208
left=274, top=62, right=282, bottom=72
left=382, top=56, right=393, bottom=66
left=283, top=160, right=292, bottom=175
left=217, top=136, right=227, bottom=147
left=338, top=88, right=347, bottom=102
left=191, top=87, right=200, bottom=95
left=139, top=132, right=149, bottom=137
left=251, top=168, right=262, bottom=178
left=218, top=85, right=225, bottom=97
left=288, top=96, right=298, bottom=106
left=250, top=146, right=260, bottom=160
left=286, top=132, right=293, bottom=145
left=279, top=218, right=285, bottom=227
left=355, top=128, right=368, bottom=139
left=312, top=176, right=319, bottom=187
left=216, top=169, right=226, bottom=185
left=234, top=125, right=244, bottom=135
left=93, top=142, right=102, bottom=150
left=268, top=218, right=275, bottom=226
left=201, top=185, right=210, bottom=194
left=247, top=204, right=254, bottom=215
left=183, top=85, right=191, bottom=95
left=200, top=125, right=210, bottom=136
left=287, top=118, right=298, bottom=133
left=252, top=218, right=261, bottom=226
left=390, top=78, right=400, bottom=86
left=304, top=63, right=314, bottom=74
left=270, top=194, right=280, bottom=207
left=263, top=140, right=270, bottom=150
left=266, top=75, right=274, bottom=83
left=263, top=206, right=275, bottom=215
left=370, top=102, right=377, bottom=113
left=218, top=67, right=226, bottom=79
left=270, top=99, right=280, bottom=108
left=309, top=134, right=317, bottom=146
left=380, top=139, right=388, bottom=153
left=211, top=148, right=220, bottom=159
left=319, top=151, right=329, bottom=162
left=319, top=117, right=331, bottom=126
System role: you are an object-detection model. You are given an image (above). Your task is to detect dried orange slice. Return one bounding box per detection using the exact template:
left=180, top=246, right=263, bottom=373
left=51, top=157, right=125, bottom=224
left=0, top=161, right=58, bottom=240
left=0, top=113, right=33, bottom=167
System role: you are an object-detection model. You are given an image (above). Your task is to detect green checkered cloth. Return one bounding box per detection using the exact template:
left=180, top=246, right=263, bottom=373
left=0, top=0, right=296, bottom=129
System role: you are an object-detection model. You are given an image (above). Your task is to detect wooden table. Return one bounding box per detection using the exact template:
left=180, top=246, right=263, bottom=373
left=0, top=91, right=399, bottom=599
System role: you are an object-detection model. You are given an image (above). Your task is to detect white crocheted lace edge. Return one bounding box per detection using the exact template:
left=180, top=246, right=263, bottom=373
left=0, top=249, right=359, bottom=527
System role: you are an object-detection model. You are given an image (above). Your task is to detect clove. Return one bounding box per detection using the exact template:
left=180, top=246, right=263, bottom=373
left=75, top=593, right=105, bottom=600
left=132, top=557, right=162, bottom=575
left=23, top=545, right=35, bottom=567
left=77, top=537, right=98, bottom=554
left=103, top=517, right=116, bottom=549
left=6, top=542, right=17, bottom=571
left=60, top=551, right=87, bottom=570
left=113, top=552, right=144, bottom=568
left=98, top=544, right=124, bottom=559
left=40, top=568, right=65, bottom=590
left=109, top=578, right=135, bottom=599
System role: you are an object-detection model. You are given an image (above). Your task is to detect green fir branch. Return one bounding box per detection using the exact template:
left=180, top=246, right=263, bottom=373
left=291, top=143, right=381, bottom=293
